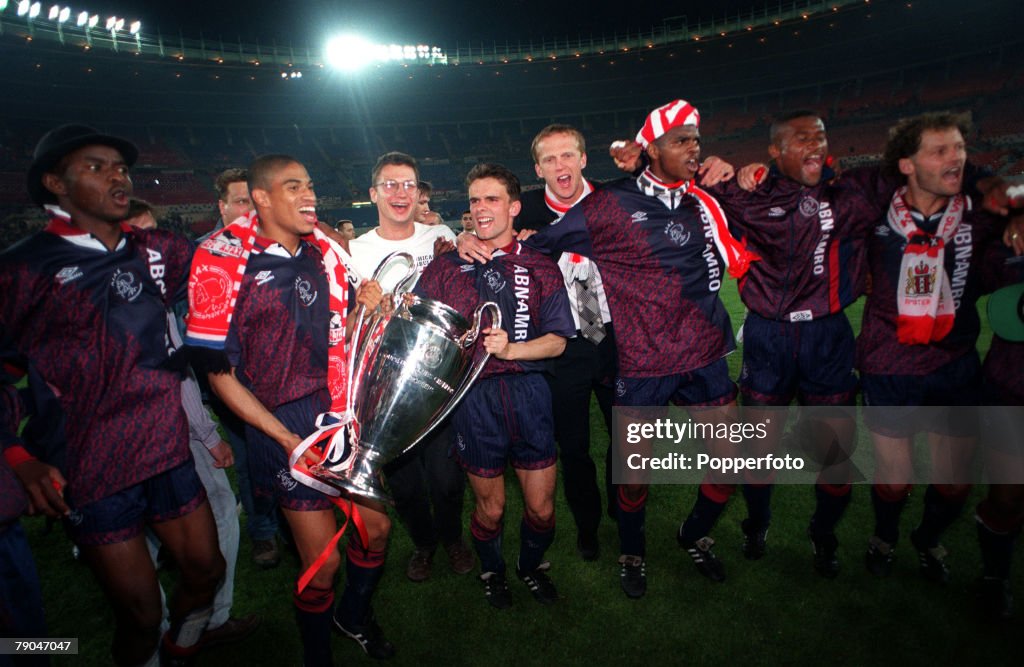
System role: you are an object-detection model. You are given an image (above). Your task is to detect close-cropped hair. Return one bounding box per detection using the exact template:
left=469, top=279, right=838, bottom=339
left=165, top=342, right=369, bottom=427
left=214, top=167, right=248, bottom=201
left=466, top=163, right=522, bottom=201
left=371, top=151, right=420, bottom=185
left=126, top=197, right=155, bottom=218
left=769, top=110, right=822, bottom=144
left=530, top=124, right=586, bottom=163
left=247, top=154, right=301, bottom=193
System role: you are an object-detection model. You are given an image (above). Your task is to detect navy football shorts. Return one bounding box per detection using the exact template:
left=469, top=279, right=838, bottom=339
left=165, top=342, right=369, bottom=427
left=739, top=311, right=858, bottom=406
left=246, top=390, right=335, bottom=512
left=861, top=351, right=980, bottom=438
left=64, top=459, right=206, bottom=546
left=452, top=373, right=557, bottom=478
left=615, top=358, right=737, bottom=408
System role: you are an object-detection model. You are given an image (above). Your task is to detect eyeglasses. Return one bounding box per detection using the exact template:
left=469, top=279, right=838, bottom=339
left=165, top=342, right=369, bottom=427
left=374, top=180, right=418, bottom=194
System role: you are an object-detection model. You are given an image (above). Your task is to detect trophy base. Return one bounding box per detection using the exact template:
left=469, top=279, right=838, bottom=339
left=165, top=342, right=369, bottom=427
left=309, top=464, right=392, bottom=505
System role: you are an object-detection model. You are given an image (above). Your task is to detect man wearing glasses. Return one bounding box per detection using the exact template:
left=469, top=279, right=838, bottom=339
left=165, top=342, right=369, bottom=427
left=349, top=152, right=472, bottom=583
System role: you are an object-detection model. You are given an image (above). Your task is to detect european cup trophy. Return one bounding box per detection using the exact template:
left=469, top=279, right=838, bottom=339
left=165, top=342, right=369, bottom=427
left=308, top=251, right=498, bottom=503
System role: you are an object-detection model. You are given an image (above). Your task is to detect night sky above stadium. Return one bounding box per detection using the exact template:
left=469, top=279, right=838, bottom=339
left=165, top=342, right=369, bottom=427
left=81, top=0, right=762, bottom=45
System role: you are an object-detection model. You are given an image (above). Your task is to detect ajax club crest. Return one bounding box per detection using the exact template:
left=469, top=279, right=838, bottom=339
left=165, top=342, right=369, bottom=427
left=905, top=260, right=937, bottom=296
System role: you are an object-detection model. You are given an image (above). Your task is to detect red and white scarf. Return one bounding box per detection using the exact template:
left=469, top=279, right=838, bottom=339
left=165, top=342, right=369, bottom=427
left=886, top=187, right=968, bottom=345
left=637, top=169, right=759, bottom=278
left=185, top=210, right=354, bottom=411
left=185, top=210, right=369, bottom=590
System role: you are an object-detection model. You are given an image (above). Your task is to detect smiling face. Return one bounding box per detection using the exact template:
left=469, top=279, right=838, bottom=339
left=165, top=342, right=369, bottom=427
left=646, top=125, right=702, bottom=184
left=251, top=161, right=317, bottom=246
left=533, top=131, right=587, bottom=205
left=43, top=144, right=132, bottom=225
left=469, top=176, right=521, bottom=248
left=900, top=127, right=966, bottom=202
left=770, top=116, right=828, bottom=187
left=370, top=163, right=418, bottom=228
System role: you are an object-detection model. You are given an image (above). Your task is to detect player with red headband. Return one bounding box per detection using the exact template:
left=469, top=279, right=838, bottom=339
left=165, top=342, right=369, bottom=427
left=516, top=100, right=759, bottom=598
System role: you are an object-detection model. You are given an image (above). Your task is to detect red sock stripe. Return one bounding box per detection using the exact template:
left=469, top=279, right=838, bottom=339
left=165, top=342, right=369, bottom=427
left=523, top=512, right=554, bottom=533
left=873, top=483, right=912, bottom=502
left=470, top=512, right=502, bottom=541
left=976, top=499, right=1024, bottom=534
left=617, top=486, right=648, bottom=513
left=346, top=539, right=386, bottom=569
left=816, top=482, right=851, bottom=497
left=933, top=484, right=972, bottom=502
left=293, top=585, right=335, bottom=614
left=700, top=482, right=735, bottom=504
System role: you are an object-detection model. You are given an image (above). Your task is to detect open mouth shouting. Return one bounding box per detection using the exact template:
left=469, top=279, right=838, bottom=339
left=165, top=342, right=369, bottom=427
left=298, top=205, right=317, bottom=225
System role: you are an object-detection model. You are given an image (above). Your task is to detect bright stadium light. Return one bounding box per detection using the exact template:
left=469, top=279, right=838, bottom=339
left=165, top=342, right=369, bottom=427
left=114, top=18, right=123, bottom=30
left=58, top=6, right=69, bottom=22
left=48, top=4, right=57, bottom=20
left=87, top=14, right=97, bottom=28
left=76, top=10, right=86, bottom=25
left=29, top=2, right=40, bottom=19
left=129, top=20, right=141, bottom=35
left=105, top=15, right=115, bottom=30
left=17, top=1, right=28, bottom=16
left=325, top=34, right=376, bottom=71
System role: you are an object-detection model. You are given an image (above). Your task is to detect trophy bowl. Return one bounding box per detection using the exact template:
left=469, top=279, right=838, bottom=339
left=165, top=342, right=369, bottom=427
left=310, top=252, right=498, bottom=502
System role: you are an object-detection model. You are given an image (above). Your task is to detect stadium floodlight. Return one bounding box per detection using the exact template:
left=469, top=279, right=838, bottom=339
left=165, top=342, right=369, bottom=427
left=48, top=4, right=57, bottom=20
left=105, top=16, right=115, bottom=30
left=17, top=1, right=28, bottom=16
left=114, top=18, right=124, bottom=31
left=0, top=1, right=7, bottom=11
left=87, top=14, right=97, bottom=28
left=28, top=2, right=40, bottom=19
left=129, top=20, right=141, bottom=35
left=325, top=34, right=376, bottom=71
left=58, top=6, right=69, bottom=22
left=76, top=10, right=87, bottom=26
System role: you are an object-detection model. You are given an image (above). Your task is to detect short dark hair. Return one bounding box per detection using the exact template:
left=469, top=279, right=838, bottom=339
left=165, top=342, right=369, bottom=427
left=247, top=154, right=300, bottom=194
left=769, top=110, right=822, bottom=145
left=461, top=209, right=471, bottom=217
left=371, top=151, right=419, bottom=186
left=465, top=163, right=521, bottom=202
left=214, top=168, right=248, bottom=201
left=418, top=181, right=433, bottom=196
left=530, top=124, right=586, bottom=163
left=882, top=111, right=972, bottom=179
left=126, top=197, right=154, bottom=218
left=335, top=219, right=353, bottom=229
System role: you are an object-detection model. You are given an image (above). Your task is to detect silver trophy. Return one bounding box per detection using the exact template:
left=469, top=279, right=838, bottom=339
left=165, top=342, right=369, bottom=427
left=310, top=251, right=499, bottom=502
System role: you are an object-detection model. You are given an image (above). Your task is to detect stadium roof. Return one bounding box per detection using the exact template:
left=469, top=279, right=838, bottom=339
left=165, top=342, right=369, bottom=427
left=48, top=0, right=780, bottom=44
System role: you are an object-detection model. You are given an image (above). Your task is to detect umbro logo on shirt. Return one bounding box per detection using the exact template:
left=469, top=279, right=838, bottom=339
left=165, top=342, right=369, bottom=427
left=254, top=270, right=275, bottom=285
left=768, top=207, right=787, bottom=218
left=55, top=266, right=83, bottom=285
left=874, top=225, right=891, bottom=236
left=631, top=211, right=648, bottom=223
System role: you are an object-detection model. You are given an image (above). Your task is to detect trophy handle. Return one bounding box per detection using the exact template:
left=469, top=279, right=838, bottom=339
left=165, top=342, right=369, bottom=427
left=347, top=251, right=416, bottom=414
left=397, top=301, right=501, bottom=456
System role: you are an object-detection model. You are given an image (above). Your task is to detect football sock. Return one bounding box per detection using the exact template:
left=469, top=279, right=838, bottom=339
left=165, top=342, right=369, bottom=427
left=616, top=486, right=647, bottom=557
left=470, top=512, right=505, bottom=575
left=518, top=513, right=555, bottom=572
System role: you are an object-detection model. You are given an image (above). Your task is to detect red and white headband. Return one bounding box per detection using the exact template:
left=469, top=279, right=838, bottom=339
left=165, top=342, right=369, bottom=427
left=636, top=99, right=700, bottom=147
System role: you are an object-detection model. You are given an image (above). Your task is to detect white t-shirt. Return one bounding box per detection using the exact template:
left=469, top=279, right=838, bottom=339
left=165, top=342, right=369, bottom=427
left=349, top=222, right=456, bottom=293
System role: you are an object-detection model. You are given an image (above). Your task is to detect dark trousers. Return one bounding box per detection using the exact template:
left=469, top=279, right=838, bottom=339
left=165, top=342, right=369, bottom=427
left=547, top=327, right=617, bottom=538
left=384, top=422, right=465, bottom=550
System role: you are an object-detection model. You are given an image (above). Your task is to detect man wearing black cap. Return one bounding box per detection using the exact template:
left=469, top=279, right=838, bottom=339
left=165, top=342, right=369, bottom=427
left=0, top=125, right=224, bottom=666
